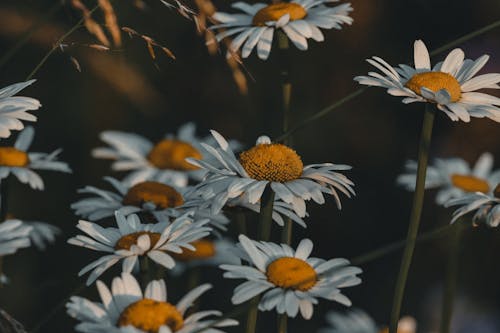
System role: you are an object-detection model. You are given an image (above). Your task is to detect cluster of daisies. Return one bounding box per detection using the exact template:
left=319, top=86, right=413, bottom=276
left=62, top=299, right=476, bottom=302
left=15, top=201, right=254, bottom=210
left=0, top=80, right=71, bottom=283
left=65, top=117, right=361, bottom=332
left=2, top=0, right=500, bottom=332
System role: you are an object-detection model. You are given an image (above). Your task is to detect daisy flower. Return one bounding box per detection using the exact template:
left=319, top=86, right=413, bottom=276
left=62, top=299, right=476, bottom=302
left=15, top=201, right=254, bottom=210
left=170, top=238, right=240, bottom=276
left=66, top=272, right=238, bottom=333
left=354, top=40, right=500, bottom=122
left=445, top=184, right=500, bottom=227
left=71, top=177, right=229, bottom=230
left=397, top=152, right=500, bottom=204
left=0, top=126, right=71, bottom=190
left=0, top=219, right=32, bottom=256
left=220, top=235, right=362, bottom=319
left=188, top=131, right=355, bottom=219
left=0, top=80, right=41, bottom=139
left=319, top=310, right=416, bottom=333
left=68, top=211, right=211, bottom=285
left=92, top=123, right=240, bottom=187
left=211, top=0, right=353, bottom=60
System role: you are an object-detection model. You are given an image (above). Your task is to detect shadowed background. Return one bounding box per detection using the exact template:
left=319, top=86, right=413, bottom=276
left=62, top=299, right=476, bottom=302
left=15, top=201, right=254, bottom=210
left=0, top=0, right=500, bottom=332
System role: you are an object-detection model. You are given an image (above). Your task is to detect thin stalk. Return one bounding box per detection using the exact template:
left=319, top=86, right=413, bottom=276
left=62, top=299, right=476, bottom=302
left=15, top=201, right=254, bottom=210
left=0, top=2, right=63, bottom=69
left=276, top=29, right=292, bottom=333
left=235, top=211, right=247, bottom=236
left=277, top=30, right=293, bottom=247
left=258, top=188, right=275, bottom=241
left=276, top=18, right=500, bottom=142
left=440, top=221, right=466, bottom=333
left=351, top=223, right=453, bottom=266
left=25, top=5, right=100, bottom=81
left=246, top=187, right=275, bottom=333
left=277, top=313, right=288, bottom=333
left=0, top=179, right=9, bottom=287
left=140, top=256, right=151, bottom=288
left=389, top=105, right=435, bottom=333
left=245, top=297, right=260, bottom=333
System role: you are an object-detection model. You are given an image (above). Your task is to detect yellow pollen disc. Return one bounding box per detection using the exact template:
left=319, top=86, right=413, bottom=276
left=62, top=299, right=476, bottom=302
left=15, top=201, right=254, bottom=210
left=147, top=139, right=202, bottom=171
left=266, top=257, right=317, bottom=291
left=405, top=71, right=462, bottom=102
left=494, top=184, right=500, bottom=199
left=0, top=147, right=29, bottom=167
left=239, top=143, right=303, bottom=182
left=118, top=299, right=184, bottom=333
left=171, top=239, right=216, bottom=261
left=450, top=174, right=490, bottom=193
left=252, top=3, right=307, bottom=26
left=122, top=181, right=184, bottom=209
left=115, top=232, right=161, bottom=251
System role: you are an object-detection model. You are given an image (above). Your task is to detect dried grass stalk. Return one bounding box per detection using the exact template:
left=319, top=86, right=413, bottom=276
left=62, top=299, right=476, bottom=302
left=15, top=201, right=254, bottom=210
left=98, top=0, right=122, bottom=47
left=71, top=0, right=110, bottom=46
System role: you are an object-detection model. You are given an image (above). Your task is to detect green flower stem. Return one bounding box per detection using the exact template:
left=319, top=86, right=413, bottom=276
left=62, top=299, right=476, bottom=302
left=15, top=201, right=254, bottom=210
left=245, top=297, right=260, bottom=333
left=389, top=105, right=435, bottom=333
left=235, top=211, right=247, bottom=236
left=139, top=256, right=151, bottom=289
left=0, top=179, right=9, bottom=288
left=277, top=28, right=292, bottom=333
left=278, top=313, right=288, bottom=333
left=246, top=187, right=275, bottom=333
left=276, top=18, right=500, bottom=143
left=258, top=188, right=276, bottom=241
left=277, top=30, right=293, bottom=247
left=440, top=221, right=467, bottom=333
left=25, top=4, right=100, bottom=81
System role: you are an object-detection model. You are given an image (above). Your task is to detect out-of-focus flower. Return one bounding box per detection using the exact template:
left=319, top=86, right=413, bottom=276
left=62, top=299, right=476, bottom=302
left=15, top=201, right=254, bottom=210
left=66, top=272, right=238, bottom=333
left=445, top=184, right=500, bottom=227
left=0, top=126, right=71, bottom=190
left=397, top=153, right=500, bottom=204
left=0, top=80, right=41, bottom=139
left=68, top=211, right=211, bottom=285
left=211, top=0, right=353, bottom=60
left=319, top=310, right=417, bottom=333
left=188, top=131, right=354, bottom=219
left=92, top=123, right=240, bottom=188
left=319, top=309, right=379, bottom=333
left=0, top=220, right=32, bottom=256
left=221, top=235, right=362, bottom=319
left=355, top=40, right=500, bottom=122
left=71, top=177, right=229, bottom=231
left=170, top=238, right=240, bottom=275
left=22, top=221, right=61, bottom=250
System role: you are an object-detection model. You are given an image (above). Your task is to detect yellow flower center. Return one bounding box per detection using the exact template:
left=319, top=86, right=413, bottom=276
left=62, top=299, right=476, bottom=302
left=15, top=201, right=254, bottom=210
left=266, top=257, right=317, bottom=291
left=118, top=299, right=184, bottom=333
left=171, top=239, right=216, bottom=261
left=115, top=232, right=161, bottom=251
left=0, top=147, right=29, bottom=167
left=450, top=174, right=490, bottom=193
left=252, top=3, right=307, bottom=26
left=405, top=72, right=462, bottom=102
left=494, top=184, right=500, bottom=199
left=239, top=143, right=303, bottom=182
left=122, top=181, right=184, bottom=209
left=147, top=139, right=201, bottom=171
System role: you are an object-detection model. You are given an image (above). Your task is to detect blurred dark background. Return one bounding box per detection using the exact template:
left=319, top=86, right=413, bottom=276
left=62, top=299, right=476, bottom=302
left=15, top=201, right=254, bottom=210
left=0, top=0, right=500, bottom=332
